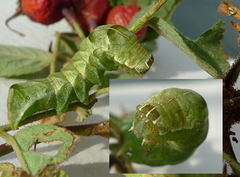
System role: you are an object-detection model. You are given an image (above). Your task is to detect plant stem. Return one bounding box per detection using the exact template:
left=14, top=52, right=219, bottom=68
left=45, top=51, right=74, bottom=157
left=57, top=54, right=72, bottom=62
left=129, top=0, right=168, bottom=33
left=65, top=121, right=109, bottom=138
left=0, top=124, right=12, bottom=132
left=50, top=32, right=61, bottom=74
left=223, top=54, right=240, bottom=88
left=0, top=131, right=30, bottom=173
left=89, top=87, right=109, bottom=102
left=62, top=8, right=85, bottom=38
left=125, top=162, right=135, bottom=173
left=223, top=151, right=240, bottom=175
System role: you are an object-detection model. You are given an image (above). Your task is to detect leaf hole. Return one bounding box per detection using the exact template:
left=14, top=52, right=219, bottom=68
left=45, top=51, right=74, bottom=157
left=29, top=141, right=63, bottom=157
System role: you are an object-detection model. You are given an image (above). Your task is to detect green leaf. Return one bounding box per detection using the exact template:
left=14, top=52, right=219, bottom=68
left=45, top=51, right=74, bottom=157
left=111, top=111, right=205, bottom=166
left=5, top=125, right=78, bottom=175
left=0, top=163, right=18, bottom=177
left=0, top=45, right=52, bottom=77
left=58, top=33, right=82, bottom=58
left=147, top=18, right=229, bottom=77
left=109, top=114, right=123, bottom=141
left=110, top=0, right=181, bottom=13
left=128, top=0, right=182, bottom=41
left=136, top=0, right=182, bottom=23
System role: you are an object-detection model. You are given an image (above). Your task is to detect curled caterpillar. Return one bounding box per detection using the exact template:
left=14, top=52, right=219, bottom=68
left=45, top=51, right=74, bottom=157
left=7, top=24, right=153, bottom=129
left=128, top=88, right=208, bottom=165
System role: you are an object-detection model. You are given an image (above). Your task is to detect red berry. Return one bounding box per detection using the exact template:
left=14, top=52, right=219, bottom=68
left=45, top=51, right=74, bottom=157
left=105, top=5, right=147, bottom=41
left=71, top=0, right=111, bottom=32
left=21, top=0, right=71, bottom=25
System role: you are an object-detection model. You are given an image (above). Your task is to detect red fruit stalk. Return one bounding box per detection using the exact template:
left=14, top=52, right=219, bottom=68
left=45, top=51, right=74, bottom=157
left=105, top=5, right=147, bottom=41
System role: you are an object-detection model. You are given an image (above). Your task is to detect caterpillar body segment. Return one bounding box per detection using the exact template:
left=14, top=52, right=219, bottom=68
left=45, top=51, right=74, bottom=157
left=130, top=88, right=208, bottom=148
left=8, top=25, right=153, bottom=129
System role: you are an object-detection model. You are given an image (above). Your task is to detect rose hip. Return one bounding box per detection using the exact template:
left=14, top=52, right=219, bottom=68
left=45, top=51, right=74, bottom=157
left=105, top=5, right=147, bottom=41
left=21, top=0, right=71, bottom=25
left=71, top=0, right=111, bottom=32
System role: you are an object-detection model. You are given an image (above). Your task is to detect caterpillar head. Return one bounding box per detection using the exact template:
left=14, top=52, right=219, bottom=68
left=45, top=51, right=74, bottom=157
left=129, top=102, right=167, bottom=147
left=129, top=88, right=209, bottom=148
left=89, top=24, right=154, bottom=77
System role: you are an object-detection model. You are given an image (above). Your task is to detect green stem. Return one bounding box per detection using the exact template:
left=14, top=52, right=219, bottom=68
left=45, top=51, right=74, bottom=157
left=61, top=8, right=85, bottom=38
left=128, top=0, right=168, bottom=33
left=89, top=87, right=109, bottom=102
left=0, top=124, right=12, bottom=132
left=65, top=121, right=109, bottom=138
left=124, top=162, right=135, bottom=173
left=223, top=151, right=240, bottom=175
left=56, top=54, right=72, bottom=62
left=50, top=33, right=61, bottom=74
left=72, top=21, right=85, bottom=38
left=0, top=131, right=30, bottom=173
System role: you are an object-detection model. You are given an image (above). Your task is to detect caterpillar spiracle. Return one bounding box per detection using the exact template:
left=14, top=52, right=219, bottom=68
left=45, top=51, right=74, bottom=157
left=7, top=25, right=153, bottom=129
left=128, top=88, right=208, bottom=165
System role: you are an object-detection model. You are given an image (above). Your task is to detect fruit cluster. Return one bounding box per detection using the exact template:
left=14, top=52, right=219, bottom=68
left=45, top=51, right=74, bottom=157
left=9, top=0, right=147, bottom=41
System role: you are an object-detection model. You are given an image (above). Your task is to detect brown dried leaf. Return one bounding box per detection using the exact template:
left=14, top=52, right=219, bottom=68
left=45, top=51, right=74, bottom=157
left=0, top=163, right=18, bottom=177
left=218, top=1, right=240, bottom=20
left=231, top=21, right=240, bottom=45
left=90, top=121, right=109, bottom=138
left=231, top=21, right=240, bottom=32
left=41, top=113, right=67, bottom=125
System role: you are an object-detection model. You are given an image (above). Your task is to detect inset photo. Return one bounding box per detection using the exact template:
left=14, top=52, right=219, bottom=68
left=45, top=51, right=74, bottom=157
left=109, top=79, right=222, bottom=174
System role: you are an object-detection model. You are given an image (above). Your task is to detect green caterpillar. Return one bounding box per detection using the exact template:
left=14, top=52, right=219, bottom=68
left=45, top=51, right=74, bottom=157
left=7, top=25, right=153, bottom=129
left=127, top=88, right=208, bottom=165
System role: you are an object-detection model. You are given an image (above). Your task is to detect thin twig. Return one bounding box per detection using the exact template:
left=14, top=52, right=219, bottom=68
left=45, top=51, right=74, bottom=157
left=224, top=55, right=240, bottom=88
